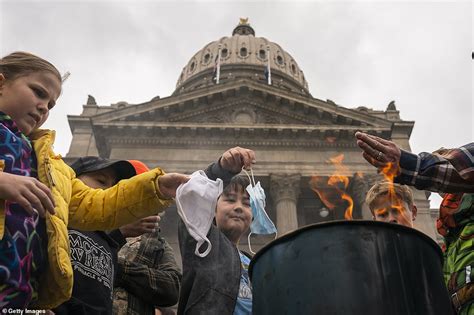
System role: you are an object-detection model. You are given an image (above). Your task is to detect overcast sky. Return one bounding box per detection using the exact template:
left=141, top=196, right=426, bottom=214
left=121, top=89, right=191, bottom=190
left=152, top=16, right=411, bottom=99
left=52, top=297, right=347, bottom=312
left=1, top=0, right=472, bottom=206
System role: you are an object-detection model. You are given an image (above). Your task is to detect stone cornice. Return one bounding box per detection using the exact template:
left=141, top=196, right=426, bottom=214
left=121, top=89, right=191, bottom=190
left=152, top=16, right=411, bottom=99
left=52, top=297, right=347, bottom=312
left=92, top=121, right=391, bottom=135
left=67, top=116, right=92, bottom=133
left=103, top=137, right=361, bottom=148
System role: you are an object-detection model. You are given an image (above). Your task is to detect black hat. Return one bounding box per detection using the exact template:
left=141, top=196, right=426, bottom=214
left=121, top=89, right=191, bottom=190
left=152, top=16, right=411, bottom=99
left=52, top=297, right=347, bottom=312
left=70, top=156, right=136, bottom=181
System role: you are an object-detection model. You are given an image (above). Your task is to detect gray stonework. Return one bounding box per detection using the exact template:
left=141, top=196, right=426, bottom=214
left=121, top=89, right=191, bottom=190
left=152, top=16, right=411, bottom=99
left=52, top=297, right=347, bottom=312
left=66, top=21, right=440, bottom=258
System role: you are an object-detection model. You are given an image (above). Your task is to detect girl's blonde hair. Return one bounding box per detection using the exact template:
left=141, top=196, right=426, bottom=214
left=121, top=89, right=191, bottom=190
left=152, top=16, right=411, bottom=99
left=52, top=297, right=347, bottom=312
left=0, top=51, right=61, bottom=83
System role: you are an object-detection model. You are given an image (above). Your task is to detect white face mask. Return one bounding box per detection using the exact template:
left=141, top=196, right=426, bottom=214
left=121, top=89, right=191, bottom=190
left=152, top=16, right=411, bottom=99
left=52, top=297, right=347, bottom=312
left=175, top=170, right=223, bottom=257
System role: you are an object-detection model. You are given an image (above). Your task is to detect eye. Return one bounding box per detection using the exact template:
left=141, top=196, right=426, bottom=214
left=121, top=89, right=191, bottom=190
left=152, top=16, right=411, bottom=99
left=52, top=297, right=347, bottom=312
left=32, top=86, right=46, bottom=98
left=375, top=209, right=388, bottom=217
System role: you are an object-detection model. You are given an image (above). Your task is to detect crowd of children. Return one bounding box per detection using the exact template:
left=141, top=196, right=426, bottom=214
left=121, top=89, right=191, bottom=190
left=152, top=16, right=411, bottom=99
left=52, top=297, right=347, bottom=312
left=0, top=51, right=472, bottom=314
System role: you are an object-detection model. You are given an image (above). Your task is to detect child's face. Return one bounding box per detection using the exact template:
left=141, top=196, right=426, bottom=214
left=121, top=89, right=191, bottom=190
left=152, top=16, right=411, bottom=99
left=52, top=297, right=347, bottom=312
left=77, top=167, right=119, bottom=190
left=0, top=71, right=61, bottom=135
left=215, top=187, right=252, bottom=242
left=370, top=194, right=416, bottom=228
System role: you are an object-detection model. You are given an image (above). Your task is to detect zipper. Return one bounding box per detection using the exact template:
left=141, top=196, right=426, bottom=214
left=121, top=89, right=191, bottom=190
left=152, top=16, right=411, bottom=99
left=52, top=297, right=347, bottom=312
left=44, top=157, right=56, bottom=187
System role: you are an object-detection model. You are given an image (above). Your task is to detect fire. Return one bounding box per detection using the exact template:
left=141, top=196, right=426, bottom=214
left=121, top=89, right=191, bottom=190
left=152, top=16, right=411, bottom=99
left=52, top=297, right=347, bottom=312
left=380, top=162, right=406, bottom=218
left=310, top=154, right=354, bottom=220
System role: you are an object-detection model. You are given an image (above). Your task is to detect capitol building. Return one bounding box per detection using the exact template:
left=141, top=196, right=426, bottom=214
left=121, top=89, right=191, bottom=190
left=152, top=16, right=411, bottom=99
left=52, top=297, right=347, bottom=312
left=65, top=19, right=438, bottom=260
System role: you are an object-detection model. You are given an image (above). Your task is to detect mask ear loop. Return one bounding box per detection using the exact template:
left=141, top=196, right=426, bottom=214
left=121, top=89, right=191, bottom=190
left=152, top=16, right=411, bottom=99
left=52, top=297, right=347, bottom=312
left=248, top=233, right=256, bottom=255
left=247, top=230, right=278, bottom=255
left=242, top=167, right=255, bottom=187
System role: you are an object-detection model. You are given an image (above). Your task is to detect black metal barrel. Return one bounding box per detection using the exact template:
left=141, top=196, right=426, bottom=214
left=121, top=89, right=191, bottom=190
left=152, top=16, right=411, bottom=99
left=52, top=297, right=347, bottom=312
left=249, top=220, right=453, bottom=315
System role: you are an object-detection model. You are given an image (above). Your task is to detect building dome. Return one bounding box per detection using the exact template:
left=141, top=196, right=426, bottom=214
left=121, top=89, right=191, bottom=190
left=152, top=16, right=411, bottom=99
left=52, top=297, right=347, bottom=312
left=175, top=19, right=309, bottom=95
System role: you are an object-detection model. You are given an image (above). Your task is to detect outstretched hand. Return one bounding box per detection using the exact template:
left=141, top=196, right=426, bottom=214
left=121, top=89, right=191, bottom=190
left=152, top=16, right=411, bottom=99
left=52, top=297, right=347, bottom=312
left=355, top=131, right=401, bottom=172
left=157, top=173, right=190, bottom=199
left=120, top=215, right=161, bottom=238
left=220, top=146, right=256, bottom=173
left=0, top=172, right=55, bottom=217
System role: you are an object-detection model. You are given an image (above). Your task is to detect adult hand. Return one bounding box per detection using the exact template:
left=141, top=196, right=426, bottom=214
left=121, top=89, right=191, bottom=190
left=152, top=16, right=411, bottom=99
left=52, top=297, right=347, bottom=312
left=157, top=173, right=190, bottom=199
left=219, top=146, right=256, bottom=172
left=120, top=215, right=161, bottom=238
left=0, top=172, right=55, bottom=217
left=355, top=131, right=401, bottom=172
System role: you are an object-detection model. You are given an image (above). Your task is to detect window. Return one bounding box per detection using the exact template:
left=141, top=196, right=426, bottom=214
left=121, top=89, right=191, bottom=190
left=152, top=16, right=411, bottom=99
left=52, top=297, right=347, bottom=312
left=221, top=48, right=228, bottom=58
left=240, top=47, right=248, bottom=57
left=259, top=49, right=266, bottom=59
left=277, top=55, right=284, bottom=65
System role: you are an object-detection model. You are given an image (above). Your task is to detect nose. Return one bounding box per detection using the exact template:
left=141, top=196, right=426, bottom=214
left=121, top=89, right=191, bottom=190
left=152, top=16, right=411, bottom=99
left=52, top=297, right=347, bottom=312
left=388, top=213, right=398, bottom=224
left=233, top=201, right=243, bottom=213
left=37, top=101, right=49, bottom=115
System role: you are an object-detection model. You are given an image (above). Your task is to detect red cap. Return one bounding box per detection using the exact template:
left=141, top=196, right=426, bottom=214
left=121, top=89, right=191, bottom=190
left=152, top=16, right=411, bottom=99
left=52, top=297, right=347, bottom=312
left=128, top=160, right=150, bottom=175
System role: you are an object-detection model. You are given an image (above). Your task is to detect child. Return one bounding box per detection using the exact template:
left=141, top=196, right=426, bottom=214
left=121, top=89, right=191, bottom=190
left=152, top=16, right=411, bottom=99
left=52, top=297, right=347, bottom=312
left=0, top=51, right=189, bottom=309
left=366, top=182, right=474, bottom=314
left=365, top=181, right=417, bottom=228
left=113, top=159, right=181, bottom=315
left=178, top=174, right=254, bottom=314
left=54, top=156, right=169, bottom=315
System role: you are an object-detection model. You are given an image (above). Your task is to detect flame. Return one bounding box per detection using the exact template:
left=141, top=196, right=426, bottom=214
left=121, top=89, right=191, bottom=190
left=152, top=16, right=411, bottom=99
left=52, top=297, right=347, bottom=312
left=310, top=154, right=354, bottom=220
left=379, top=162, right=406, bottom=219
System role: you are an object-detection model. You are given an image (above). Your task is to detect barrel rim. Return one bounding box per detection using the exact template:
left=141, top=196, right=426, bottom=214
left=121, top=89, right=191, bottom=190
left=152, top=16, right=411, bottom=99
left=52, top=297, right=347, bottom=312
left=248, top=220, right=442, bottom=279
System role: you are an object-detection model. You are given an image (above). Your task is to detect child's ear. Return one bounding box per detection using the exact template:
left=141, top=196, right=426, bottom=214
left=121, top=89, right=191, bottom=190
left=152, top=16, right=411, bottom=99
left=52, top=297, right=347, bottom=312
left=412, top=205, right=418, bottom=221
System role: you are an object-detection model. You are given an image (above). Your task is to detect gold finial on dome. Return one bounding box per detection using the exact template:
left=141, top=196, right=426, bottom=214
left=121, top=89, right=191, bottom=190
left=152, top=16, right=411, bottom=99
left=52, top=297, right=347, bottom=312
left=239, top=17, right=249, bottom=25
left=233, top=17, right=255, bottom=36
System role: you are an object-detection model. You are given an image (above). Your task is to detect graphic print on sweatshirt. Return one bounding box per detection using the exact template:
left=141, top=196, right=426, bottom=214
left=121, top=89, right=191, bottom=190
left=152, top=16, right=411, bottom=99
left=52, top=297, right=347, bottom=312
left=69, top=230, right=115, bottom=292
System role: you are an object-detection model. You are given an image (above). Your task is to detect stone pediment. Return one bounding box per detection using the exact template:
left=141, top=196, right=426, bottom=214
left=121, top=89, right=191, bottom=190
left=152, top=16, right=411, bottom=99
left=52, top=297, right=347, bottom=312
left=161, top=99, right=329, bottom=126
left=88, top=80, right=395, bottom=130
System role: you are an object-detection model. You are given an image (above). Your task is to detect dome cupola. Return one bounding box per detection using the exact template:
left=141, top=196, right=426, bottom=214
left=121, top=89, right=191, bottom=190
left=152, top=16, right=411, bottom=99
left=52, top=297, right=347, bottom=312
left=175, top=19, right=309, bottom=95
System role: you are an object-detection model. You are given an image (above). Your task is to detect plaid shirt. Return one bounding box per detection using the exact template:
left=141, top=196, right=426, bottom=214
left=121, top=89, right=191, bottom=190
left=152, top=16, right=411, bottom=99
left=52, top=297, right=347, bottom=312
left=395, top=143, right=474, bottom=193
left=113, top=230, right=181, bottom=315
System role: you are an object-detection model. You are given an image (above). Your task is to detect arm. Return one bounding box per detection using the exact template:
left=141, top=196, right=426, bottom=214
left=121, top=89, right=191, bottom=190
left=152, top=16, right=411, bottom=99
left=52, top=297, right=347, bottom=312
left=115, top=234, right=182, bottom=307
left=204, top=159, right=237, bottom=185
left=107, top=229, right=127, bottom=248
left=355, top=132, right=474, bottom=193
left=204, top=146, right=256, bottom=185
left=395, top=145, right=474, bottom=193
left=68, top=168, right=187, bottom=231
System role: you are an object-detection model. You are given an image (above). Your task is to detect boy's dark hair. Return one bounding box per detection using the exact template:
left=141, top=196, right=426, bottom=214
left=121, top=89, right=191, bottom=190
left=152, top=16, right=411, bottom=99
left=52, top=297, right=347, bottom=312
left=221, top=175, right=250, bottom=197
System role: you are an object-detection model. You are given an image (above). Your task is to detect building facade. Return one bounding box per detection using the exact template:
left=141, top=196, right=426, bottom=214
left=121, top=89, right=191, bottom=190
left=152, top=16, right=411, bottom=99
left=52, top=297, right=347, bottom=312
left=65, top=20, right=439, bottom=261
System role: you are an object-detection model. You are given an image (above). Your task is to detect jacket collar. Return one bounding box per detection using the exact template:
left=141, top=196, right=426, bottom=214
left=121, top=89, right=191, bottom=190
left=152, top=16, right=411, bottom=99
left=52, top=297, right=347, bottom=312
left=29, top=129, right=56, bottom=143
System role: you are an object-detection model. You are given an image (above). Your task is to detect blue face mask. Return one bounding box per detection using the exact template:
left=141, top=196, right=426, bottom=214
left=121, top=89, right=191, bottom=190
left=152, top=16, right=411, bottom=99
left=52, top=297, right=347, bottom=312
left=243, top=168, right=277, bottom=254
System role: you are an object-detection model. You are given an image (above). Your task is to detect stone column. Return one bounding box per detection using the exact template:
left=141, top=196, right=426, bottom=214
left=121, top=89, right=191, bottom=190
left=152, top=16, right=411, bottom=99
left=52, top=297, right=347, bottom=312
left=270, top=174, right=301, bottom=235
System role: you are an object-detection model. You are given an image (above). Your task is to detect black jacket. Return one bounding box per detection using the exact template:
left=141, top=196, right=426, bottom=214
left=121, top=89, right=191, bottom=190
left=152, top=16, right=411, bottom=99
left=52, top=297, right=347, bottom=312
left=177, top=161, right=242, bottom=315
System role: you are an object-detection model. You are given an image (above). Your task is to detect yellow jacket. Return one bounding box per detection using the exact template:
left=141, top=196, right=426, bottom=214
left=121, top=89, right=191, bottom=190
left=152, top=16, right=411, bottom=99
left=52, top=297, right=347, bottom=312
left=0, top=129, right=173, bottom=309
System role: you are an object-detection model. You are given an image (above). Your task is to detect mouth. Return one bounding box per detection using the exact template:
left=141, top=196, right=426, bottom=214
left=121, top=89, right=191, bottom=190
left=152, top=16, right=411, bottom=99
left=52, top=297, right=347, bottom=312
left=230, top=216, right=244, bottom=222
left=28, top=113, right=41, bottom=125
